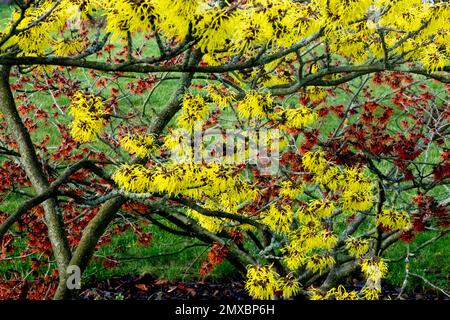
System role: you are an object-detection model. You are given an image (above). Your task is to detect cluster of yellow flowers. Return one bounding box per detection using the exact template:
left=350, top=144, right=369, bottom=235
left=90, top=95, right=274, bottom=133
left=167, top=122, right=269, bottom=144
left=345, top=237, right=370, bottom=258
left=302, top=151, right=375, bottom=212
left=251, top=150, right=381, bottom=298
left=340, top=168, right=374, bottom=212
left=120, top=133, right=157, bottom=158
left=360, top=258, right=389, bottom=300
left=53, top=38, right=86, bottom=56
left=279, top=181, right=303, bottom=199
left=1, top=1, right=64, bottom=56
left=302, top=150, right=328, bottom=173
left=273, top=106, right=318, bottom=130
left=377, top=209, right=411, bottom=230
left=68, top=91, right=108, bottom=143
left=207, top=85, right=235, bottom=109
left=261, top=204, right=294, bottom=235
left=308, top=285, right=359, bottom=300
left=312, top=166, right=341, bottom=191
left=280, top=221, right=338, bottom=273
left=1, top=0, right=449, bottom=72
left=113, top=161, right=259, bottom=228
left=304, top=87, right=328, bottom=101
left=177, top=93, right=209, bottom=131
left=194, top=6, right=238, bottom=54
left=187, top=208, right=224, bottom=234
left=113, top=162, right=245, bottom=195
left=237, top=92, right=273, bottom=120
left=307, top=258, right=388, bottom=301
left=162, top=128, right=192, bottom=162
left=245, top=265, right=279, bottom=300
left=104, top=0, right=157, bottom=39
left=245, top=265, right=301, bottom=300
left=111, top=164, right=155, bottom=193
left=306, top=254, right=336, bottom=274
left=297, top=199, right=335, bottom=223
left=155, top=0, right=198, bottom=41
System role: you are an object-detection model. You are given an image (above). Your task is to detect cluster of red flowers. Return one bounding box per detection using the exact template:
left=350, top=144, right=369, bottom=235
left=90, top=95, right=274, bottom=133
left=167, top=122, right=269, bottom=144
left=199, top=244, right=230, bottom=277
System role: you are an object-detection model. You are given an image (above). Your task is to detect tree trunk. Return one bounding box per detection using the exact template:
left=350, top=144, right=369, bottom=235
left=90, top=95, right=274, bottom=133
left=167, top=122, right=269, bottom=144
left=53, top=50, right=203, bottom=299
left=0, top=65, right=72, bottom=288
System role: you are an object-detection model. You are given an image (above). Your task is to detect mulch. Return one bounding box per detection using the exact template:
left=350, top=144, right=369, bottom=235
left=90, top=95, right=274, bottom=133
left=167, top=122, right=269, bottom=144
left=80, top=274, right=251, bottom=300
left=79, top=274, right=449, bottom=300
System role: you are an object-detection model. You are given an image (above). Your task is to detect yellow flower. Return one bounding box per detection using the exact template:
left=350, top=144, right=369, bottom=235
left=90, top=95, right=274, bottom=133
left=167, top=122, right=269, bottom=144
left=302, top=151, right=327, bottom=174
left=232, top=8, right=273, bottom=53
left=313, top=166, right=342, bottom=191
left=361, top=258, right=388, bottom=281
left=333, top=285, right=359, bottom=300
left=245, top=265, right=279, bottom=300
left=163, top=128, right=192, bottom=162
left=279, top=181, right=303, bottom=199
left=3, top=2, right=69, bottom=56
left=120, top=134, right=157, bottom=158
left=340, top=168, right=374, bottom=212
left=298, top=199, right=335, bottom=223
left=307, top=287, right=329, bottom=300
left=261, top=204, right=294, bottom=235
left=319, top=286, right=360, bottom=300
left=69, top=91, right=108, bottom=143
left=361, top=286, right=381, bottom=300
left=306, top=254, right=335, bottom=273
left=377, top=209, right=411, bottom=230
left=360, top=258, right=387, bottom=300
left=278, top=106, right=318, bottom=129
left=154, top=0, right=199, bottom=41
left=237, top=92, right=273, bottom=120
left=281, top=244, right=307, bottom=271
left=207, top=85, right=235, bottom=109
left=112, top=164, right=155, bottom=193
left=53, top=38, right=86, bottom=56
left=104, top=0, right=157, bottom=39
left=188, top=208, right=224, bottom=234
left=278, top=274, right=301, bottom=299
left=304, top=86, right=327, bottom=101
left=194, top=7, right=239, bottom=53
left=289, top=222, right=337, bottom=253
left=345, top=237, right=370, bottom=258
left=420, top=44, right=448, bottom=73
left=177, top=93, right=208, bottom=130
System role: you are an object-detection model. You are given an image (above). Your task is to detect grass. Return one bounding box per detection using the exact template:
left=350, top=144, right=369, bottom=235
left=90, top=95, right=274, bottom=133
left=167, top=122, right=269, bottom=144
left=85, top=224, right=237, bottom=283
left=0, top=4, right=448, bottom=295
left=385, top=232, right=450, bottom=291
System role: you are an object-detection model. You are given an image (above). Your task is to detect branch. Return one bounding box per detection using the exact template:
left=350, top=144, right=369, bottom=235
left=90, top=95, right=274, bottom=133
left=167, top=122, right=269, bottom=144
left=409, top=272, right=450, bottom=298
left=0, top=159, right=112, bottom=238
left=0, top=145, right=20, bottom=157
left=116, top=244, right=207, bottom=261
left=15, top=0, right=62, bottom=33
left=174, top=197, right=263, bottom=228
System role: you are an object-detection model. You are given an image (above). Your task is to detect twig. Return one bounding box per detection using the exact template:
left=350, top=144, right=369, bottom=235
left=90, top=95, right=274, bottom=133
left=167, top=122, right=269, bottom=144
left=116, top=244, right=207, bottom=261
left=409, top=272, right=450, bottom=298
left=397, top=244, right=411, bottom=300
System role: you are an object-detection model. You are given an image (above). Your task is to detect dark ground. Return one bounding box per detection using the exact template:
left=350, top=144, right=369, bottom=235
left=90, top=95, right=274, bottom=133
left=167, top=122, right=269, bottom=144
left=79, top=274, right=449, bottom=300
